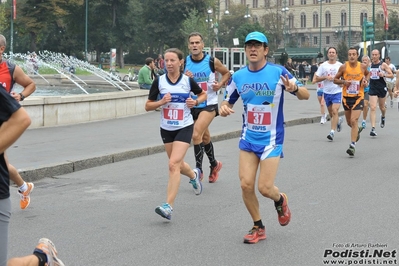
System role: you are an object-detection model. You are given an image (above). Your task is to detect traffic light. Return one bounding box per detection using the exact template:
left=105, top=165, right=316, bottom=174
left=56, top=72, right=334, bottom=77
left=363, top=20, right=374, bottom=41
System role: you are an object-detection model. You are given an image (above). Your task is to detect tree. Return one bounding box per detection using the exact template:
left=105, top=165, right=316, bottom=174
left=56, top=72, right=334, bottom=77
left=337, top=40, right=349, bottom=63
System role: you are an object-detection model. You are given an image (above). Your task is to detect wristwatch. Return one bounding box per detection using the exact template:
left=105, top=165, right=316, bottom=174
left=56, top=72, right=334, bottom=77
left=19, top=93, right=25, bottom=101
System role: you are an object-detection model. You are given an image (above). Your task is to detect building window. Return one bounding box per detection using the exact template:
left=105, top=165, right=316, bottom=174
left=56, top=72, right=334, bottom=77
left=241, top=0, right=246, bottom=5
left=325, top=11, right=331, bottom=27
left=253, top=0, right=258, bottom=7
left=264, top=0, right=270, bottom=7
left=325, top=0, right=331, bottom=3
left=289, top=0, right=294, bottom=5
left=341, top=0, right=347, bottom=2
left=301, top=0, right=306, bottom=4
left=377, top=13, right=384, bottom=21
left=301, top=13, right=306, bottom=28
left=313, top=12, right=319, bottom=28
left=326, top=36, right=330, bottom=45
left=313, top=0, right=317, bottom=4
left=341, top=11, right=347, bottom=26
left=314, top=36, right=318, bottom=45
left=289, top=14, right=294, bottom=28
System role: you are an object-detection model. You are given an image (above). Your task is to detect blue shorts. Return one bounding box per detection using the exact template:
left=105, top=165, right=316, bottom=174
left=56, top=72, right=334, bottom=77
left=323, top=92, right=342, bottom=107
left=317, top=90, right=323, bottom=97
left=239, top=139, right=284, bottom=160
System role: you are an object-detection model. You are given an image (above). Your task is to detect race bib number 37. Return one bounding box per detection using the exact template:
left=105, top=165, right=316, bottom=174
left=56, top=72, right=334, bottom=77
left=247, top=104, right=272, bottom=132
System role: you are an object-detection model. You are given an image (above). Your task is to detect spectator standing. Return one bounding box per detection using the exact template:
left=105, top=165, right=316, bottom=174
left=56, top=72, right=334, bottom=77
left=138, top=57, right=155, bottom=90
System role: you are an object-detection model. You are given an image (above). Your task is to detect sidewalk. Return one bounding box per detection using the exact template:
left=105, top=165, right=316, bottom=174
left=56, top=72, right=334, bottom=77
left=7, top=83, right=327, bottom=181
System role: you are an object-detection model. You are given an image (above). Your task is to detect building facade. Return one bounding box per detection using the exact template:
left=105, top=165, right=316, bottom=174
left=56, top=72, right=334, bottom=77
left=222, top=0, right=398, bottom=49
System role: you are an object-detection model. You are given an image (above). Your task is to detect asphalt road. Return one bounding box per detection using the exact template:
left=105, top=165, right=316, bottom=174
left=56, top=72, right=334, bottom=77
left=7, top=108, right=399, bottom=266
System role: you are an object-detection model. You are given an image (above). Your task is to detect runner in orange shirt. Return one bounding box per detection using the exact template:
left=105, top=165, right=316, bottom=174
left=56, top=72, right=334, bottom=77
left=334, top=47, right=369, bottom=156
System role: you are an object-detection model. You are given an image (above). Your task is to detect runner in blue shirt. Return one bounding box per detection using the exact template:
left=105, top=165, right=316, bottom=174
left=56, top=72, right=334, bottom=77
left=219, top=32, right=309, bottom=244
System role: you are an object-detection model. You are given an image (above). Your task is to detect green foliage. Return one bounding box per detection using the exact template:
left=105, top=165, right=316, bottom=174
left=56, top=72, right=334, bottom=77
left=235, top=23, right=267, bottom=47
left=337, top=40, right=349, bottom=63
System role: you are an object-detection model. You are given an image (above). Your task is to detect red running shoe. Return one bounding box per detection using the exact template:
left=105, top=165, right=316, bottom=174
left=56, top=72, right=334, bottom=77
left=243, top=227, right=266, bottom=244
left=276, top=193, right=291, bottom=226
left=209, top=161, right=222, bottom=183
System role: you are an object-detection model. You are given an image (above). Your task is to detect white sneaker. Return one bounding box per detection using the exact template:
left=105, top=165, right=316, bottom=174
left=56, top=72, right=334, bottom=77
left=320, top=115, right=326, bottom=124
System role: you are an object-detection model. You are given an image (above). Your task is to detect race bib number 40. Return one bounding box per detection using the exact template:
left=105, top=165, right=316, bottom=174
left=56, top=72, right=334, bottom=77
left=162, top=103, right=184, bottom=126
left=247, top=104, right=272, bottom=132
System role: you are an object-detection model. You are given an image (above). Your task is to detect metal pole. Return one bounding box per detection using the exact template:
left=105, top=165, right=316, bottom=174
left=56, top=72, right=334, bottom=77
left=349, top=0, right=351, bottom=48
left=319, top=0, right=322, bottom=53
left=372, top=0, right=375, bottom=50
left=10, top=0, right=14, bottom=55
left=208, top=12, right=211, bottom=48
left=85, top=0, right=88, bottom=61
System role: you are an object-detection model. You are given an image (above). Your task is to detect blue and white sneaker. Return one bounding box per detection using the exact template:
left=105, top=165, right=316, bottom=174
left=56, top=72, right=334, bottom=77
left=327, top=131, right=334, bottom=141
left=361, top=120, right=366, bottom=129
left=337, top=116, right=343, bottom=132
left=189, top=168, right=202, bottom=195
left=155, top=203, right=173, bottom=220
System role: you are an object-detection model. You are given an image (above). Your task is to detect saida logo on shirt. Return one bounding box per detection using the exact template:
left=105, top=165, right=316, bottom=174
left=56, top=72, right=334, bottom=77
left=241, top=82, right=275, bottom=97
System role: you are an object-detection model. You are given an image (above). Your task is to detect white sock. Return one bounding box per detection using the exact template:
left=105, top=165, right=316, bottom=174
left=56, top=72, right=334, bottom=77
left=19, top=182, right=27, bottom=192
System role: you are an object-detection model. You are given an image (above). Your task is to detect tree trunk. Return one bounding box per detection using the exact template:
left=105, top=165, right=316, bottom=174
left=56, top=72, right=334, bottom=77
left=117, top=47, right=124, bottom=69
left=30, top=32, right=37, bottom=52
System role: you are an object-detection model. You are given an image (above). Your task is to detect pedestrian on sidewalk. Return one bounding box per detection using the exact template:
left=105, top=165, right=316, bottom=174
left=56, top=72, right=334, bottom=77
left=184, top=32, right=230, bottom=183
left=334, top=47, right=369, bottom=156
left=145, top=48, right=207, bottom=220
left=219, top=32, right=309, bottom=244
left=0, top=34, right=35, bottom=209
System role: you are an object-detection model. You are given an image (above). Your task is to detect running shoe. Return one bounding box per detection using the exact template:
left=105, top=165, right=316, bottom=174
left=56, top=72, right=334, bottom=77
left=189, top=168, right=202, bottom=195
left=155, top=203, right=173, bottom=220
left=337, top=116, right=343, bottom=132
left=361, top=120, right=366, bottom=129
left=327, top=132, right=334, bottom=141
left=34, top=238, right=65, bottom=266
left=380, top=116, right=385, bottom=128
left=320, top=115, right=326, bottom=124
left=356, top=126, right=363, bottom=142
left=243, top=227, right=266, bottom=244
left=390, top=100, right=393, bottom=108
left=18, top=182, right=34, bottom=209
left=209, top=161, right=222, bottom=183
left=370, top=128, right=377, bottom=137
left=276, top=193, right=291, bottom=226
left=346, top=145, right=355, bottom=156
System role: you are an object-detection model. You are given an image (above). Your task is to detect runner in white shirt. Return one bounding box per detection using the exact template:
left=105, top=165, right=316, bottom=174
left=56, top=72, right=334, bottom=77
left=313, top=47, right=343, bottom=141
left=383, top=56, right=396, bottom=108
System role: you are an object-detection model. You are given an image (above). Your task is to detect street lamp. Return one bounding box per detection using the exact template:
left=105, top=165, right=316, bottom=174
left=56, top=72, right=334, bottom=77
left=282, top=2, right=289, bottom=49
left=244, top=4, right=251, bottom=19
left=335, top=23, right=344, bottom=41
left=206, top=8, right=213, bottom=47
left=318, top=0, right=324, bottom=54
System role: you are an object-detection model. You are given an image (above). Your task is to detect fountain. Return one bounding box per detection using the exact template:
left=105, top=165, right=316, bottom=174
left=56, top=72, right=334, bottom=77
left=4, top=51, right=135, bottom=94
left=3, top=52, right=146, bottom=128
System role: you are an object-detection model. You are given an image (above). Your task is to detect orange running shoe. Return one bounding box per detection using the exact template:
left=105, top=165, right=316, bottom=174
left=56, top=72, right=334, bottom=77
left=209, top=161, right=222, bottom=183
left=276, top=193, right=291, bottom=226
left=243, top=227, right=266, bottom=244
left=18, top=182, right=34, bottom=209
left=34, top=238, right=65, bottom=266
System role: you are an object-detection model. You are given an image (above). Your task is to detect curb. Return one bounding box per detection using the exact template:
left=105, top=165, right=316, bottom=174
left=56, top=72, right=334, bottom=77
left=18, top=112, right=344, bottom=181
